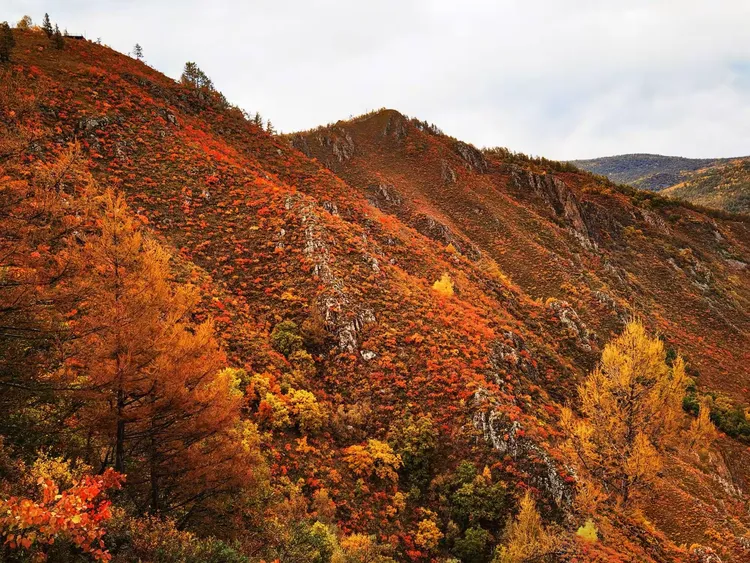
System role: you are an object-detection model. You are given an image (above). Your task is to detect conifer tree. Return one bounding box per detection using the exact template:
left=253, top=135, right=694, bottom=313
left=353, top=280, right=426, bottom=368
left=62, top=190, right=261, bottom=516
left=52, top=24, right=64, bottom=50
left=133, top=43, right=143, bottom=60
left=0, top=22, right=14, bottom=63
left=16, top=16, right=32, bottom=30
left=180, top=61, right=214, bottom=90
left=561, top=320, right=690, bottom=505
left=494, top=491, right=556, bottom=563
left=42, top=13, right=53, bottom=38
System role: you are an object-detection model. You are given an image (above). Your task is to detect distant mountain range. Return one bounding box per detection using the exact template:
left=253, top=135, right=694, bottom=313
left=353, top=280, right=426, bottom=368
left=572, top=154, right=750, bottom=214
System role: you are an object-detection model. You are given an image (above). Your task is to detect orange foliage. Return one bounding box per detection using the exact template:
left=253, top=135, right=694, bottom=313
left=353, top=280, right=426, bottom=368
left=0, top=469, right=123, bottom=561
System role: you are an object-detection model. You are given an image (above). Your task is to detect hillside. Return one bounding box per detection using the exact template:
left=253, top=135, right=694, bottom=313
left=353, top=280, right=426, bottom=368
left=661, top=158, right=750, bottom=215
left=570, top=154, right=731, bottom=191
left=1, top=27, right=750, bottom=563
left=572, top=154, right=750, bottom=214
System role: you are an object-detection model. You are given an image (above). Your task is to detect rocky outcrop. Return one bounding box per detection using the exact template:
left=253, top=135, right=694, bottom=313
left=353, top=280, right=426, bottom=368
left=490, top=332, right=539, bottom=380
left=690, top=546, right=723, bottom=563
left=640, top=208, right=669, bottom=235
left=546, top=299, right=596, bottom=351
left=307, top=128, right=356, bottom=168
left=331, top=132, right=355, bottom=163
left=410, top=214, right=481, bottom=260
left=412, top=213, right=452, bottom=244
left=441, top=160, right=457, bottom=184
left=472, top=390, right=573, bottom=510
left=593, top=290, right=630, bottom=324
left=366, top=182, right=403, bottom=209
left=382, top=112, right=408, bottom=140
left=512, top=170, right=596, bottom=249
left=289, top=134, right=312, bottom=157
left=454, top=141, right=488, bottom=173
left=286, top=194, right=375, bottom=353
left=77, top=115, right=113, bottom=132
left=156, top=107, right=179, bottom=127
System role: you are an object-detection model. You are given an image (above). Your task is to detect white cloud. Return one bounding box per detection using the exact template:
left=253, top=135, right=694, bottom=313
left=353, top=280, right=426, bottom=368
left=6, top=0, right=750, bottom=159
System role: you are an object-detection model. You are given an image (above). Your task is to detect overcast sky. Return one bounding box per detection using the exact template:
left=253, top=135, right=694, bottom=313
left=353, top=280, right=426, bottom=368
left=7, top=1, right=750, bottom=160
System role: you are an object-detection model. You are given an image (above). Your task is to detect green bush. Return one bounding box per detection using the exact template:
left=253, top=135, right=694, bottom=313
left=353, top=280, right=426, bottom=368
left=271, top=320, right=304, bottom=357
left=452, top=526, right=492, bottom=563
left=447, top=462, right=507, bottom=530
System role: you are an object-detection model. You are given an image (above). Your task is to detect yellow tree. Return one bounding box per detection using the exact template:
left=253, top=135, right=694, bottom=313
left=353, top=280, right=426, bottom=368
left=63, top=190, right=259, bottom=517
left=561, top=320, right=689, bottom=505
left=494, top=490, right=556, bottom=563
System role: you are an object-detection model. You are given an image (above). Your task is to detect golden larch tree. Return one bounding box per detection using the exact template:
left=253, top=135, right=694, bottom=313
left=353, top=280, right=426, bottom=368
left=62, top=190, right=259, bottom=517
left=494, top=490, right=557, bottom=563
left=561, top=320, right=689, bottom=505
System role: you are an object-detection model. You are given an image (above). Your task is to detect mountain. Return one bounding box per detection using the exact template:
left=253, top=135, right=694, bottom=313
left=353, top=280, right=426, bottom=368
left=2, top=27, right=750, bottom=562
left=572, top=154, right=750, bottom=213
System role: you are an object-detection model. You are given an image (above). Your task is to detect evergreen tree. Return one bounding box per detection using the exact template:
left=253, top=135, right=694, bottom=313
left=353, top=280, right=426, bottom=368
left=266, top=119, right=276, bottom=134
left=0, top=22, right=14, bottom=63
left=180, top=61, right=214, bottom=91
left=52, top=24, right=64, bottom=50
left=133, top=43, right=143, bottom=60
left=42, top=13, right=53, bottom=38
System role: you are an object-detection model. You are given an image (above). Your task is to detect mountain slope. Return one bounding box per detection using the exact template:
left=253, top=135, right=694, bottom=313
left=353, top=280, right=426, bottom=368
left=2, top=29, right=750, bottom=561
left=572, top=153, right=750, bottom=214
left=290, top=112, right=750, bottom=401
left=661, top=158, right=750, bottom=214
left=570, top=154, right=732, bottom=191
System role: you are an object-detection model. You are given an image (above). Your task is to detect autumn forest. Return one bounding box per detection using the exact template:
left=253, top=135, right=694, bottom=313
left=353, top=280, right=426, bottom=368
left=1, top=14, right=750, bottom=563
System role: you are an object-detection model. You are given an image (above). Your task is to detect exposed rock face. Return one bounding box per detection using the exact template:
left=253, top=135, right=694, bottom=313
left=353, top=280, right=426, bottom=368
left=331, top=132, right=355, bottom=163
left=382, top=112, right=408, bottom=140
left=441, top=160, right=457, bottom=184
left=546, top=299, right=596, bottom=351
left=472, top=390, right=573, bottom=510
left=640, top=208, right=669, bottom=234
left=412, top=213, right=452, bottom=245
left=360, top=350, right=377, bottom=361
left=286, top=194, right=375, bottom=352
left=491, top=331, right=539, bottom=380
left=512, top=170, right=596, bottom=249
left=690, top=546, right=723, bottom=563
left=156, top=107, right=178, bottom=126
left=593, top=290, right=630, bottom=324
left=305, top=128, right=356, bottom=168
left=322, top=201, right=339, bottom=216
left=726, top=258, right=748, bottom=271
left=366, top=182, right=403, bottom=209
left=410, top=213, right=481, bottom=260
left=290, top=134, right=312, bottom=157
left=454, top=141, right=488, bottom=173
left=77, top=115, right=112, bottom=132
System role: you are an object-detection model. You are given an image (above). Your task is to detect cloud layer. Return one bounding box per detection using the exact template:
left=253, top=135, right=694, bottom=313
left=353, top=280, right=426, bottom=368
left=7, top=0, right=750, bottom=159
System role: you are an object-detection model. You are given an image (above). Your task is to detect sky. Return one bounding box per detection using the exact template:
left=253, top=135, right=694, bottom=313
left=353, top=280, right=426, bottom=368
left=6, top=0, right=750, bottom=160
